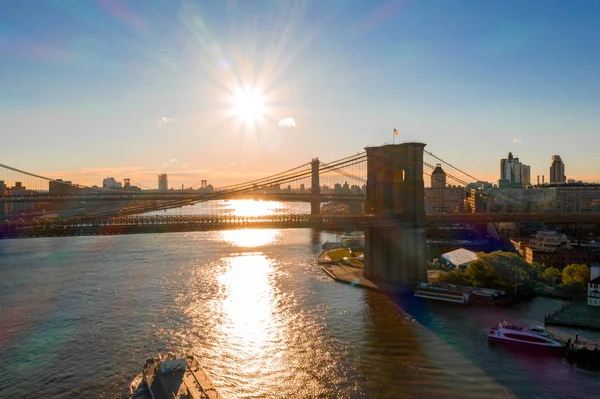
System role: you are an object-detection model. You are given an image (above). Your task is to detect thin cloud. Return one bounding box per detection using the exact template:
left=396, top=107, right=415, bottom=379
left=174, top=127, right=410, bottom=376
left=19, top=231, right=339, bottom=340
left=278, top=117, right=296, bottom=127
left=158, top=116, right=173, bottom=125
left=513, top=138, right=523, bottom=144
left=160, top=158, right=178, bottom=168
left=182, top=161, right=197, bottom=169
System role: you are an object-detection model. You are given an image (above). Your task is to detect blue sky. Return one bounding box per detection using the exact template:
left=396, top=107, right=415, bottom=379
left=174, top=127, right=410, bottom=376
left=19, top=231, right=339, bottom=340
left=1, top=0, right=599, bottom=187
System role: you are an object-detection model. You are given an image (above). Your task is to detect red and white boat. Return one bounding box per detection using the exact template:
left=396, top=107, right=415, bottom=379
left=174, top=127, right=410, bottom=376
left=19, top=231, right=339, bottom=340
left=488, top=321, right=563, bottom=349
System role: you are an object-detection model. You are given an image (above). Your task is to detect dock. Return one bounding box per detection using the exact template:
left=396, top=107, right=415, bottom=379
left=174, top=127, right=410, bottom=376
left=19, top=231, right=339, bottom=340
left=321, top=264, right=380, bottom=291
left=545, top=298, right=600, bottom=331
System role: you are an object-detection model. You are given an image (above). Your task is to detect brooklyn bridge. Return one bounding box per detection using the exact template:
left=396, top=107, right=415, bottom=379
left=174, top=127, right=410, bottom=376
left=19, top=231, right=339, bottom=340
left=2, top=143, right=599, bottom=285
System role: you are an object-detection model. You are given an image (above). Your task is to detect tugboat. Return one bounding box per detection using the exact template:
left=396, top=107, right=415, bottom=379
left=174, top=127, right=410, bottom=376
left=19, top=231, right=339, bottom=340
left=488, top=321, right=563, bottom=349
left=130, top=352, right=222, bottom=399
left=565, top=334, right=600, bottom=367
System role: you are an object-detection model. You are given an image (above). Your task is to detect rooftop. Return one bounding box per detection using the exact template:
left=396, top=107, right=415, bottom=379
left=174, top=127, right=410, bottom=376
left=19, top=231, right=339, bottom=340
left=440, top=248, right=478, bottom=268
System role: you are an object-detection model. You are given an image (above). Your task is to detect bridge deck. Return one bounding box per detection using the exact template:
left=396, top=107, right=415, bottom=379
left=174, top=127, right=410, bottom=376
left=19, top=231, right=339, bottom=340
left=2, top=213, right=600, bottom=240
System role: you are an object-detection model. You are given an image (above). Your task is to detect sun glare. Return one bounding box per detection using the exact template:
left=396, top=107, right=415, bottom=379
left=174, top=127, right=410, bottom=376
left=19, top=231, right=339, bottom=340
left=221, top=229, right=279, bottom=247
left=232, top=88, right=265, bottom=124
left=226, top=199, right=284, bottom=217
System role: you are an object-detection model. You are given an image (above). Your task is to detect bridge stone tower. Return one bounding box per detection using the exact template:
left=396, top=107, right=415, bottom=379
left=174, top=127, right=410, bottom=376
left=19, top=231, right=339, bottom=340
left=311, top=158, right=321, bottom=215
left=363, top=142, right=427, bottom=287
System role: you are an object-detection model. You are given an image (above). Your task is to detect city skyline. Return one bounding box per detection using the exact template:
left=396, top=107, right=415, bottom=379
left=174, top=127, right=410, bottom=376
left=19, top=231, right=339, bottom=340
left=2, top=1, right=600, bottom=187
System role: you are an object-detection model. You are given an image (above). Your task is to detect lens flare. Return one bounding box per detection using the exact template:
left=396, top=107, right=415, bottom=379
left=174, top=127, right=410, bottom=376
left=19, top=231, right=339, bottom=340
left=232, top=88, right=265, bottom=124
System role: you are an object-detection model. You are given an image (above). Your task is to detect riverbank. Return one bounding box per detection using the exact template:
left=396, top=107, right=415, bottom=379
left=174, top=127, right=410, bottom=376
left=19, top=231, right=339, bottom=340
left=321, top=264, right=380, bottom=290
left=534, top=284, right=581, bottom=300
left=545, top=298, right=600, bottom=331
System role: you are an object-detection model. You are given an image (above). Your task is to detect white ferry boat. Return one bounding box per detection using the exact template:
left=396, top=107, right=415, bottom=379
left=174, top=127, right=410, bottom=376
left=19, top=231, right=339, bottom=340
left=488, top=321, right=563, bottom=349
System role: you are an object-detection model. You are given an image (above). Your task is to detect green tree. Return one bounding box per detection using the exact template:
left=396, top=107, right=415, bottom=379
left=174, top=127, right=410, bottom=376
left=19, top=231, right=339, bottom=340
left=541, top=267, right=561, bottom=286
left=437, top=270, right=470, bottom=286
left=473, top=251, right=532, bottom=289
left=465, top=259, right=499, bottom=287
left=562, top=264, right=590, bottom=288
left=530, top=262, right=546, bottom=280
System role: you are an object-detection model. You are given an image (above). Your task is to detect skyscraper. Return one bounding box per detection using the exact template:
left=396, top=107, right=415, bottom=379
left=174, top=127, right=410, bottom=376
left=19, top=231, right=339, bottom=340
left=521, top=164, right=531, bottom=187
left=550, top=155, right=566, bottom=183
left=158, top=174, right=168, bottom=191
left=499, top=152, right=530, bottom=188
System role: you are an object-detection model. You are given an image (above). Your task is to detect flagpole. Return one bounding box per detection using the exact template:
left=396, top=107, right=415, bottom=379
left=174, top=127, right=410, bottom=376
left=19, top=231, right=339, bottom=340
left=393, top=129, right=395, bottom=144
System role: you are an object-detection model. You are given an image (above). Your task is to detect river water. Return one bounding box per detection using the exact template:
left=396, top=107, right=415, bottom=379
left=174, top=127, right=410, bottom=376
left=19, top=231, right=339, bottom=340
left=1, top=201, right=599, bottom=398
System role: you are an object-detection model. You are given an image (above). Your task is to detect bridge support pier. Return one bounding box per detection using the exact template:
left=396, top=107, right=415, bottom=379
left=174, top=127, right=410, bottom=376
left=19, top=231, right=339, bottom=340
left=364, top=225, right=427, bottom=286
left=363, top=142, right=427, bottom=287
left=311, top=158, right=321, bottom=215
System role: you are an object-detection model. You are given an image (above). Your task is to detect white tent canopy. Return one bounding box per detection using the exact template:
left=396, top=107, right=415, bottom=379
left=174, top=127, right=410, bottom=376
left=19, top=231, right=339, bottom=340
left=440, top=248, right=478, bottom=269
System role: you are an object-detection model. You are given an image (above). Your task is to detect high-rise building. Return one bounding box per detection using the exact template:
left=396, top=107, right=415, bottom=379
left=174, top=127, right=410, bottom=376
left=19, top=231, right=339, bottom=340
left=499, top=152, right=530, bottom=188
left=522, top=164, right=531, bottom=187
left=158, top=174, right=168, bottom=191
left=550, top=155, right=566, bottom=183
left=431, top=164, right=446, bottom=188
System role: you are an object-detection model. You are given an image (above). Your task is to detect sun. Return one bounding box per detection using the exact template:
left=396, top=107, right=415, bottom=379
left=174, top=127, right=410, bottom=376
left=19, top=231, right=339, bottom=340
left=232, top=88, right=265, bottom=124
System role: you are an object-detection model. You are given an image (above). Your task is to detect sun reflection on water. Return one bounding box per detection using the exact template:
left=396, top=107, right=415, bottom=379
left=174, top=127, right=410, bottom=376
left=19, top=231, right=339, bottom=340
left=218, top=254, right=281, bottom=357
left=227, top=199, right=284, bottom=216
left=221, top=229, right=279, bottom=247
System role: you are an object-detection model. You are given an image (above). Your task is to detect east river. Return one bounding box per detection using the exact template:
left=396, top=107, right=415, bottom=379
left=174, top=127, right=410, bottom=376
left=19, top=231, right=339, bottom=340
left=1, top=201, right=599, bottom=398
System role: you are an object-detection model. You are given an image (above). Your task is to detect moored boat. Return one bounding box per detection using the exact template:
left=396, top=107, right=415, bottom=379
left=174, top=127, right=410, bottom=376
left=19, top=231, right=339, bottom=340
left=130, top=352, right=221, bottom=399
left=414, top=283, right=471, bottom=304
left=488, top=321, right=563, bottom=349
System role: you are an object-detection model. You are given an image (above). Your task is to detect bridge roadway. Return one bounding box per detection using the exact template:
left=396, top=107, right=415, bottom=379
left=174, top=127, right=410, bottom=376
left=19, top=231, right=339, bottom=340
left=0, top=191, right=366, bottom=203
left=0, top=214, right=401, bottom=239
left=2, top=212, right=600, bottom=239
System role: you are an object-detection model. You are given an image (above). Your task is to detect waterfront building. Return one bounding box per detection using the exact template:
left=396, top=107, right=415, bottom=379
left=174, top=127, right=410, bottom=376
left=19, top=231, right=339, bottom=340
left=550, top=155, right=566, bottom=184
left=50, top=179, right=78, bottom=195
left=588, top=265, right=600, bottom=306
left=525, top=231, right=600, bottom=269
left=102, top=177, right=122, bottom=190
left=5, top=182, right=35, bottom=216
left=525, top=246, right=600, bottom=270
left=553, top=185, right=600, bottom=213
left=465, top=188, right=488, bottom=213
left=465, top=184, right=600, bottom=214
left=499, top=152, right=530, bottom=188
left=529, top=231, right=569, bottom=252
left=158, top=173, right=168, bottom=191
